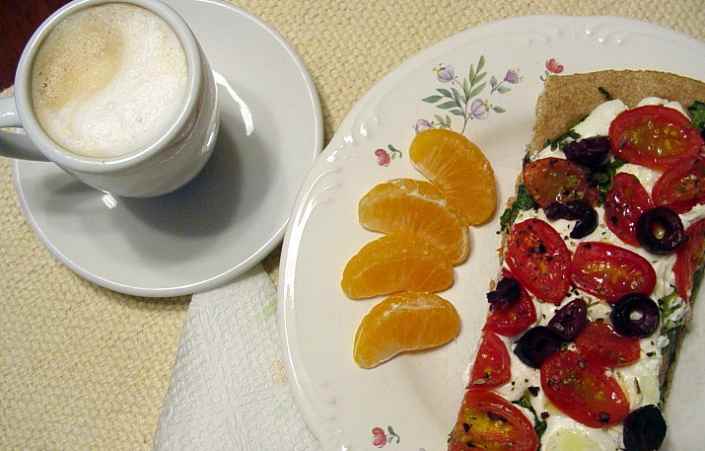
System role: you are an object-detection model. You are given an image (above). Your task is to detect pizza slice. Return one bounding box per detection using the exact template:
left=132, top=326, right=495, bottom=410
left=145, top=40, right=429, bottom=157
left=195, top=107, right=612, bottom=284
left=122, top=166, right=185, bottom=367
left=448, top=70, right=705, bottom=451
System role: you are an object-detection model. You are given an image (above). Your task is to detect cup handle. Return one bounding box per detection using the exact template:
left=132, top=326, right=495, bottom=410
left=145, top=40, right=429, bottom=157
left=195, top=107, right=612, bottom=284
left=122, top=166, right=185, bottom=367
left=0, top=96, right=48, bottom=161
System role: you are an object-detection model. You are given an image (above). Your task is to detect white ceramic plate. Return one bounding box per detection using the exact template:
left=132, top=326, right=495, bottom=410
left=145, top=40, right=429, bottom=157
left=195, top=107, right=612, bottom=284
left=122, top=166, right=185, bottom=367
left=279, top=16, right=705, bottom=451
left=13, top=0, right=322, bottom=297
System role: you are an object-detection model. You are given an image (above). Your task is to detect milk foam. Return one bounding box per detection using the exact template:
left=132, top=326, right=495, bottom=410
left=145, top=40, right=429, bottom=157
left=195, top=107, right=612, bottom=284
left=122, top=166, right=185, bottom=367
left=31, top=4, right=188, bottom=159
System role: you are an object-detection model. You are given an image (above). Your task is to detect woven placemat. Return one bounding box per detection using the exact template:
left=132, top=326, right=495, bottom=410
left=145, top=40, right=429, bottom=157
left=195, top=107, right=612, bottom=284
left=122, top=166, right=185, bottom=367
left=1, top=1, right=704, bottom=449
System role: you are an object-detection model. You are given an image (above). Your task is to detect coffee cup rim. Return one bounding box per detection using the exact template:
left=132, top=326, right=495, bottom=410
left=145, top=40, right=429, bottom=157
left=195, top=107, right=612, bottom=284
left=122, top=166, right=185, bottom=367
left=14, top=0, right=202, bottom=174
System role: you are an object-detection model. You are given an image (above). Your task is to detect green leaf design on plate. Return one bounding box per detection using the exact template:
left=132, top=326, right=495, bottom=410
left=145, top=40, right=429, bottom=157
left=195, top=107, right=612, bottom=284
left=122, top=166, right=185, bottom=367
left=493, top=105, right=506, bottom=113
left=468, top=82, right=487, bottom=98
left=473, top=71, right=487, bottom=84
left=437, top=101, right=458, bottom=110
left=477, top=55, right=485, bottom=74
left=437, top=88, right=453, bottom=98
left=422, top=95, right=442, bottom=103
left=451, top=88, right=464, bottom=108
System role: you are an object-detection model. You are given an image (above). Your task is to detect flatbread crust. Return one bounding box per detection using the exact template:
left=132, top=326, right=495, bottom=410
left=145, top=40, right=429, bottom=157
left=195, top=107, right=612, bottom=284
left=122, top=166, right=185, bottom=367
left=453, top=69, right=705, bottom=450
left=514, top=69, right=705, bottom=402
left=529, top=70, right=705, bottom=153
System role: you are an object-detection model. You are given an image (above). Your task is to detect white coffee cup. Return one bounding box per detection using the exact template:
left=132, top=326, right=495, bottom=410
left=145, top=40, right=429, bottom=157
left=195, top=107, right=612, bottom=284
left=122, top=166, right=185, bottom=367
left=0, top=0, right=219, bottom=198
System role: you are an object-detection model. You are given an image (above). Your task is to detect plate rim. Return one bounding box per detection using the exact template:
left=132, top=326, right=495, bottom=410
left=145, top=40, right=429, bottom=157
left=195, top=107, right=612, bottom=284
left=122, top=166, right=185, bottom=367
left=277, top=14, right=705, bottom=448
left=11, top=0, right=324, bottom=298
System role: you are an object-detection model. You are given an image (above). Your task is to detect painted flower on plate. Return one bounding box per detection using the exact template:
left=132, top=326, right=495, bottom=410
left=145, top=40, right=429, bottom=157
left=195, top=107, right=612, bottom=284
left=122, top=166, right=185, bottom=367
left=414, top=119, right=433, bottom=133
left=374, top=148, right=391, bottom=166
left=433, top=64, right=456, bottom=83
left=503, top=68, right=521, bottom=84
left=545, top=58, right=564, bottom=74
left=469, top=98, right=489, bottom=119
left=372, top=427, right=387, bottom=447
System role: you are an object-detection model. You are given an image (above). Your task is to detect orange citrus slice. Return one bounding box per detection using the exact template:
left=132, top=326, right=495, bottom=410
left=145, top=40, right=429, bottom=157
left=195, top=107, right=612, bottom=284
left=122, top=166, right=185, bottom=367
left=358, top=178, right=469, bottom=264
left=353, top=292, right=461, bottom=368
left=341, top=235, right=454, bottom=299
left=410, top=129, right=497, bottom=225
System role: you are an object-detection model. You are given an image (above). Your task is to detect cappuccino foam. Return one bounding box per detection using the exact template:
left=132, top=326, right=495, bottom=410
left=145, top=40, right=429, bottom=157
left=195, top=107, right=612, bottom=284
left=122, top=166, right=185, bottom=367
left=31, top=4, right=188, bottom=159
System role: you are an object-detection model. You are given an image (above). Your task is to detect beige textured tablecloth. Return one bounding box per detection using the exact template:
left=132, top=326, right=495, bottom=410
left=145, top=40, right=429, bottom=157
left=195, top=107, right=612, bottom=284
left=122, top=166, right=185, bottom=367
left=2, top=1, right=704, bottom=449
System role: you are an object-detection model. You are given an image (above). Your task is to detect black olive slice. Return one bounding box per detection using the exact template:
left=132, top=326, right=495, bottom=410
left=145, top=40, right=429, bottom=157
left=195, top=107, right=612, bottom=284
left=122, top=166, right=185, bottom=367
left=611, top=293, right=660, bottom=338
left=636, top=207, right=687, bottom=254
left=563, top=136, right=611, bottom=169
left=513, top=326, right=561, bottom=368
left=547, top=299, right=588, bottom=341
left=486, top=277, right=521, bottom=310
left=623, top=405, right=667, bottom=451
left=544, top=201, right=597, bottom=239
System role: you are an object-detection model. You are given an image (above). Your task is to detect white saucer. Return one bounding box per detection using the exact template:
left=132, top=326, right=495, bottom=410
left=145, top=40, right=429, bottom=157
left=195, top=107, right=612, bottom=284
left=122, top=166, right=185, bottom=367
left=13, top=0, right=322, bottom=297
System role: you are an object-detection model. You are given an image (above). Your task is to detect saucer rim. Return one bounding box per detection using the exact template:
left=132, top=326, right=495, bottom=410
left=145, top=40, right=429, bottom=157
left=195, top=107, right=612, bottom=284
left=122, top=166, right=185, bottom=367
left=11, top=0, right=323, bottom=298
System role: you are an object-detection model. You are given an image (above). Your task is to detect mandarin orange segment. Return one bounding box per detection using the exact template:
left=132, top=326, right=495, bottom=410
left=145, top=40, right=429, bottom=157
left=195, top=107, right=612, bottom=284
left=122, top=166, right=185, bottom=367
left=358, top=179, right=469, bottom=264
left=353, top=292, right=461, bottom=368
left=410, top=129, right=497, bottom=225
left=341, top=235, right=454, bottom=299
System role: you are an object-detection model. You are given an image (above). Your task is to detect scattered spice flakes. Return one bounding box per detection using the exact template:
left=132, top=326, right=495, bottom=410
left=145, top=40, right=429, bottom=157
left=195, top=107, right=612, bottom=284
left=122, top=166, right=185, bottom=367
left=598, top=411, right=611, bottom=424
left=528, top=386, right=540, bottom=397
left=541, top=411, right=550, bottom=420
left=646, top=351, right=656, bottom=357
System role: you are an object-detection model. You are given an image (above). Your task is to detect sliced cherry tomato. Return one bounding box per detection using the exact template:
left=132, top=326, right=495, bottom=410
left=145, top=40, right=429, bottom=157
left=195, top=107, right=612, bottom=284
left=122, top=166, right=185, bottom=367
left=652, top=157, right=705, bottom=213
left=541, top=350, right=629, bottom=428
left=674, top=217, right=705, bottom=300
left=523, top=157, right=598, bottom=208
left=485, top=269, right=537, bottom=337
left=575, top=321, right=640, bottom=367
left=448, top=389, right=539, bottom=451
left=506, top=219, right=571, bottom=304
left=605, top=173, right=653, bottom=246
left=570, top=242, right=656, bottom=303
left=469, top=332, right=511, bottom=389
left=609, top=105, right=704, bottom=170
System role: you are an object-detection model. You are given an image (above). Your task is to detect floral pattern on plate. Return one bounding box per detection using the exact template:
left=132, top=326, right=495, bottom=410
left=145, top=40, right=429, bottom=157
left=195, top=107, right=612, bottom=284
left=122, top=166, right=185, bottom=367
left=374, top=145, right=403, bottom=166
left=420, top=55, right=521, bottom=133
left=371, top=426, right=401, bottom=447
left=540, top=57, right=565, bottom=81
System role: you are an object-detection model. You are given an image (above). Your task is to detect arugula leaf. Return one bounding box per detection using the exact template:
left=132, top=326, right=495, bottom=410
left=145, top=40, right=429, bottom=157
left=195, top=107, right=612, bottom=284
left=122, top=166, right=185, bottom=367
left=688, top=101, right=705, bottom=132
left=500, top=184, right=536, bottom=231
left=659, top=291, right=687, bottom=332
left=542, top=114, right=589, bottom=151
left=544, top=129, right=581, bottom=150
left=592, top=158, right=626, bottom=204
left=512, top=391, right=547, bottom=438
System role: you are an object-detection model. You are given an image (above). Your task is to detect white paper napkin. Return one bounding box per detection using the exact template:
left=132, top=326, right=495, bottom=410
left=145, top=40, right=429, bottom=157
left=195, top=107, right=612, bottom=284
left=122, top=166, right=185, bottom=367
left=154, top=265, right=321, bottom=451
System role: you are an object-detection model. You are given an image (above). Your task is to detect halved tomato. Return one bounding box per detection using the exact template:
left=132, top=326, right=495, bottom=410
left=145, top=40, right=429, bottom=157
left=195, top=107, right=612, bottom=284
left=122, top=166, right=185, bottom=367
left=506, top=219, right=571, bottom=304
left=575, top=321, right=640, bottom=367
left=674, top=217, right=705, bottom=300
left=469, top=332, right=511, bottom=389
left=652, top=157, right=705, bottom=213
left=484, top=271, right=537, bottom=337
left=605, top=173, right=653, bottom=246
left=609, top=105, right=704, bottom=170
left=448, top=389, right=539, bottom=451
left=541, top=350, right=629, bottom=428
left=523, top=157, right=598, bottom=208
left=570, top=242, right=656, bottom=303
